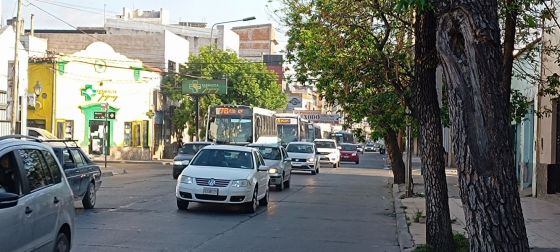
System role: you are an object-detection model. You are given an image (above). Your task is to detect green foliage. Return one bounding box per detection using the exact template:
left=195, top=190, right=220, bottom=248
left=510, top=89, right=533, bottom=123
left=453, top=233, right=469, bottom=252
left=280, top=0, right=413, bottom=139
left=162, top=47, right=287, bottom=137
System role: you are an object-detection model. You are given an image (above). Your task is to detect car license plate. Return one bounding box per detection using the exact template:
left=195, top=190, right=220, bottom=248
left=292, top=162, right=303, bottom=166
left=203, top=187, right=218, bottom=195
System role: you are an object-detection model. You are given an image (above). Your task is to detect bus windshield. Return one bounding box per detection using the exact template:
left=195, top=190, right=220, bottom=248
left=277, top=124, right=298, bottom=144
left=208, top=116, right=253, bottom=144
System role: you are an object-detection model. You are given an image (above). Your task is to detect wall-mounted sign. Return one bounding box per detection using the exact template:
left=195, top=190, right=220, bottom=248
left=301, top=114, right=341, bottom=124
left=287, top=95, right=302, bottom=110
left=182, top=79, right=227, bottom=95
left=94, top=111, right=116, bottom=120
left=81, top=84, right=118, bottom=102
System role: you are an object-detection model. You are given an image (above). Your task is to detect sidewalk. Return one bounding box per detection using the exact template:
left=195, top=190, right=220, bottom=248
left=394, top=169, right=560, bottom=251
left=91, top=157, right=173, bottom=165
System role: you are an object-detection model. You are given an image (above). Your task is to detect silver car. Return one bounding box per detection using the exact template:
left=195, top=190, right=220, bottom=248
left=286, top=142, right=320, bottom=175
left=0, top=136, right=74, bottom=252
left=248, top=144, right=292, bottom=191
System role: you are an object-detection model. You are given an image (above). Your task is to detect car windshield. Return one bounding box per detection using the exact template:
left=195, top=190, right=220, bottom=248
left=315, top=141, right=336, bottom=149
left=190, top=149, right=254, bottom=169
left=341, top=145, right=357, bottom=151
left=287, top=144, right=314, bottom=153
left=251, top=146, right=281, bottom=160
left=178, top=144, right=210, bottom=155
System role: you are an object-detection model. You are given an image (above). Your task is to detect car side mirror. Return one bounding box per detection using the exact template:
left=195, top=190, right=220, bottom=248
left=63, top=163, right=76, bottom=169
left=258, top=165, right=269, bottom=172
left=0, top=192, right=19, bottom=209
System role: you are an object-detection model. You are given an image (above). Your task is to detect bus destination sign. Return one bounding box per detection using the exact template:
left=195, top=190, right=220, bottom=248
left=276, top=118, right=295, bottom=124
left=216, top=107, right=248, bottom=115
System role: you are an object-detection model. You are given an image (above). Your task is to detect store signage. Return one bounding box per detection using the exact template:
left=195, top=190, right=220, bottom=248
left=81, top=84, right=118, bottom=102
left=94, top=112, right=116, bottom=120
left=301, top=114, right=341, bottom=124
left=182, top=79, right=227, bottom=95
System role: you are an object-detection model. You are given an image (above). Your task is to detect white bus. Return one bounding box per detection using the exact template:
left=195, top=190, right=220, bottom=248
left=275, top=113, right=310, bottom=145
left=206, top=105, right=277, bottom=145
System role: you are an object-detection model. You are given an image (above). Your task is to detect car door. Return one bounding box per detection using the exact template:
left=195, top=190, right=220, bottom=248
left=17, top=148, right=61, bottom=250
left=0, top=150, right=33, bottom=251
left=70, top=148, right=89, bottom=197
left=254, top=151, right=268, bottom=197
left=281, top=147, right=291, bottom=181
left=60, top=148, right=81, bottom=198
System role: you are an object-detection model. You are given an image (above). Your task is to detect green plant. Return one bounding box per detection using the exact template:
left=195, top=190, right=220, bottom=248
left=453, top=233, right=469, bottom=252
left=413, top=209, right=424, bottom=223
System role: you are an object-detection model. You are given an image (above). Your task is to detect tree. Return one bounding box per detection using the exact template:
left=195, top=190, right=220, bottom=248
left=280, top=0, right=411, bottom=183
left=162, top=47, right=287, bottom=139
left=436, top=0, right=530, bottom=250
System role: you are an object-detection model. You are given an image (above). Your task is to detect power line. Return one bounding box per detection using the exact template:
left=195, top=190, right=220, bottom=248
left=32, top=0, right=106, bottom=15
left=33, top=0, right=119, bottom=14
left=26, top=1, right=104, bottom=42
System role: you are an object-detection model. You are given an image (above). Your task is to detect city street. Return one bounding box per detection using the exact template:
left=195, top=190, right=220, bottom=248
left=72, top=152, right=398, bottom=252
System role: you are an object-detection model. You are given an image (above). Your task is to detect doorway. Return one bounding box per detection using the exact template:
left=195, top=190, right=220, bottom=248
left=89, top=120, right=111, bottom=155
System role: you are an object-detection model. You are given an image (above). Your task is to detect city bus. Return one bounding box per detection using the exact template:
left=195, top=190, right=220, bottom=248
left=331, top=131, right=355, bottom=144
left=275, top=113, right=308, bottom=145
left=307, top=124, right=323, bottom=142
left=206, top=105, right=277, bottom=145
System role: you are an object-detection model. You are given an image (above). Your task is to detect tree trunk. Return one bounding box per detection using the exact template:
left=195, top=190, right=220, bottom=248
left=412, top=8, right=455, bottom=251
left=436, top=1, right=529, bottom=251
left=385, top=128, right=406, bottom=184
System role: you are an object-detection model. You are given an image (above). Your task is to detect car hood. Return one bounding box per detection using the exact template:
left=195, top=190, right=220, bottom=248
left=287, top=152, right=314, bottom=159
left=317, top=148, right=337, bottom=154
left=174, top=154, right=195, bottom=161
left=183, top=165, right=254, bottom=180
left=264, top=159, right=282, bottom=167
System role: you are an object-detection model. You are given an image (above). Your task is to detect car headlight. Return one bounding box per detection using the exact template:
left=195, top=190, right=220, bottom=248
left=268, top=168, right=278, bottom=174
left=232, top=179, right=250, bottom=187
left=351, top=153, right=357, bottom=156
left=307, top=158, right=315, bottom=162
left=179, top=176, right=194, bottom=184
left=174, top=161, right=182, bottom=165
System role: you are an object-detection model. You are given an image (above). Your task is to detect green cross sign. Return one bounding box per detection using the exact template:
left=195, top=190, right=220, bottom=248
left=81, top=84, right=97, bottom=101
left=182, top=79, right=227, bottom=95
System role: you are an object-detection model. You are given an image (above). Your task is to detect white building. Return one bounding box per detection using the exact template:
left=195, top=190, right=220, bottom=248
left=0, top=25, right=28, bottom=136
left=53, top=42, right=162, bottom=160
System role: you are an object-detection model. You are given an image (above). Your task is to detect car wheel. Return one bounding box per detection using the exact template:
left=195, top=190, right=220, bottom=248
left=54, top=231, right=70, bottom=252
left=284, top=178, right=291, bottom=188
left=82, top=182, right=96, bottom=209
left=245, top=188, right=258, bottom=213
left=259, top=188, right=269, bottom=206
left=173, top=173, right=179, bottom=179
left=355, top=160, right=359, bottom=164
left=177, top=198, right=189, bottom=211
left=276, top=175, right=285, bottom=191
left=311, top=169, right=317, bottom=175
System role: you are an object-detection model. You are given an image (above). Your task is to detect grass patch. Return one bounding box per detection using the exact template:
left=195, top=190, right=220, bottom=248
left=412, top=234, right=469, bottom=252
left=413, top=210, right=424, bottom=223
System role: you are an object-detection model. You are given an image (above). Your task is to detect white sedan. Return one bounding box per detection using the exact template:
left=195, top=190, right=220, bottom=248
left=175, top=145, right=270, bottom=213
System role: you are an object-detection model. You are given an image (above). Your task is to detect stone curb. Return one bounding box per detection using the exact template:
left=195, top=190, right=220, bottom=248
left=393, top=184, right=415, bottom=252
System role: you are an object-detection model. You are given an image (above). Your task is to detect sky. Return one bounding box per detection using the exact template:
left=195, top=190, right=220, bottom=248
left=1, top=0, right=288, bottom=46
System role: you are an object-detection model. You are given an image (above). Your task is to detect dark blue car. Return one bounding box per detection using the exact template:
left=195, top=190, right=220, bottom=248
left=43, top=140, right=102, bottom=209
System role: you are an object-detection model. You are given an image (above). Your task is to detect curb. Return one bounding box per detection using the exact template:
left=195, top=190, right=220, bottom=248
left=101, top=171, right=114, bottom=177
left=393, top=184, right=414, bottom=252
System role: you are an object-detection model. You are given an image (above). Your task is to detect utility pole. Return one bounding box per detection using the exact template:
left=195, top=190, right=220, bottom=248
left=194, top=95, right=200, bottom=141
left=102, top=103, right=109, bottom=169
left=12, top=0, right=23, bottom=134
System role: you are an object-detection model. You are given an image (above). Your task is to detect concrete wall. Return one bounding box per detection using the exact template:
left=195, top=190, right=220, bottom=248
left=34, top=32, right=168, bottom=70
left=232, top=24, right=276, bottom=61
left=163, top=30, right=189, bottom=72
left=539, top=32, right=558, bottom=165
left=219, top=25, right=240, bottom=54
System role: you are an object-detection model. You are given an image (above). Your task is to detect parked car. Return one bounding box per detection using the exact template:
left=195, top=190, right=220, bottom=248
left=176, top=145, right=270, bottom=213
left=314, top=139, right=341, bottom=168
left=286, top=142, right=320, bottom=175
left=43, top=140, right=102, bottom=209
left=340, top=144, right=360, bottom=164
left=28, top=127, right=58, bottom=140
left=173, top=142, right=213, bottom=179
left=379, top=144, right=386, bottom=155
left=0, top=135, right=74, bottom=252
left=248, top=144, right=292, bottom=191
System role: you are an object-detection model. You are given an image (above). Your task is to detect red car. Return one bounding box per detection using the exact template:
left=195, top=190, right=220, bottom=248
left=340, top=144, right=360, bottom=164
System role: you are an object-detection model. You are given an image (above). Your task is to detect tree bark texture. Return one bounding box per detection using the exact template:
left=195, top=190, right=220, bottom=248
left=412, top=8, right=455, bottom=252
left=385, top=128, right=406, bottom=184
left=436, top=1, right=529, bottom=251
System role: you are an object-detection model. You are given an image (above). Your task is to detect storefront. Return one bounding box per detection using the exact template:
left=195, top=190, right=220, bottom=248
left=52, top=42, right=161, bottom=160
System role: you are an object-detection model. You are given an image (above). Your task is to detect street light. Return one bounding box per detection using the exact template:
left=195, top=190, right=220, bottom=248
left=209, top=16, right=256, bottom=48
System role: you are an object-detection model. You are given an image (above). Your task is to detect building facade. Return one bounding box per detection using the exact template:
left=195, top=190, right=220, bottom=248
left=27, top=42, right=162, bottom=160
left=232, top=24, right=279, bottom=61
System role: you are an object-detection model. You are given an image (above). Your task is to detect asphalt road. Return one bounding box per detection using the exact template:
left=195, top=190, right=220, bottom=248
left=73, top=152, right=398, bottom=252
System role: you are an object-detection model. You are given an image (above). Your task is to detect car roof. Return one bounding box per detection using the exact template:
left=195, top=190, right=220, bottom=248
left=287, top=141, right=314, bottom=145
left=314, top=139, right=336, bottom=142
left=183, top=142, right=213, bottom=145
left=247, top=143, right=281, bottom=148
left=204, top=145, right=255, bottom=152
left=0, top=137, right=54, bottom=151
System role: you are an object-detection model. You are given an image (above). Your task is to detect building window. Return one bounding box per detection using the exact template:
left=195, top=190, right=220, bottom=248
left=28, top=119, right=46, bottom=129
left=56, top=120, right=74, bottom=139
left=124, top=122, right=132, bottom=147
left=168, top=60, right=177, bottom=73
